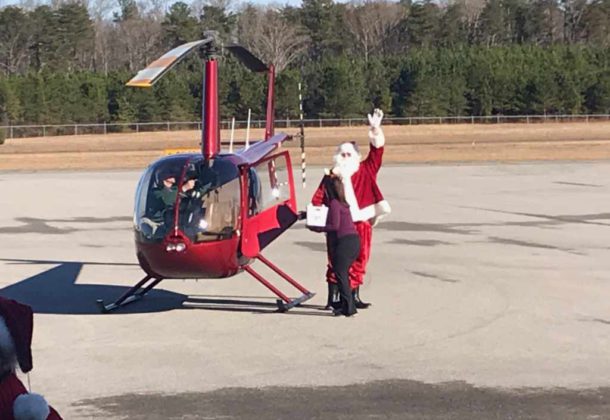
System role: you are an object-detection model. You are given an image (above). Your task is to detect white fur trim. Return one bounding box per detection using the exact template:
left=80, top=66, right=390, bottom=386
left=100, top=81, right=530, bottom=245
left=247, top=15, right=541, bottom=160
left=0, top=317, right=17, bottom=374
left=376, top=200, right=391, bottom=216
left=342, top=177, right=389, bottom=223
left=341, top=175, right=361, bottom=220
left=0, top=318, right=15, bottom=352
left=368, top=127, right=385, bottom=148
left=370, top=201, right=391, bottom=227
left=14, top=393, right=50, bottom=420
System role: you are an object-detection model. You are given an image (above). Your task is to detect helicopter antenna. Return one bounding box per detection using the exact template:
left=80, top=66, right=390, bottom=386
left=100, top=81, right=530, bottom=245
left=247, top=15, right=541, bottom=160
left=245, top=108, right=251, bottom=150
left=298, top=82, right=306, bottom=189
left=229, top=116, right=235, bottom=153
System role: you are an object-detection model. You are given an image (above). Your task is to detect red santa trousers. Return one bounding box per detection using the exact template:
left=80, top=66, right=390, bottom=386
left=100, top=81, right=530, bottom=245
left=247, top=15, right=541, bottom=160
left=326, top=220, right=372, bottom=289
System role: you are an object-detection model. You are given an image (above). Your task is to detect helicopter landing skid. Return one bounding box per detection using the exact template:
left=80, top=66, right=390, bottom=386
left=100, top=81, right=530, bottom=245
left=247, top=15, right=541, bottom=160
left=243, top=254, right=315, bottom=312
left=97, top=275, right=164, bottom=313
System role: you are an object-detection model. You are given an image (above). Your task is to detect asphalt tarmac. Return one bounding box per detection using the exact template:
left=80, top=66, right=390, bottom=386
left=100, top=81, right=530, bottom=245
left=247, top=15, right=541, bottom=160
left=1, top=162, right=610, bottom=419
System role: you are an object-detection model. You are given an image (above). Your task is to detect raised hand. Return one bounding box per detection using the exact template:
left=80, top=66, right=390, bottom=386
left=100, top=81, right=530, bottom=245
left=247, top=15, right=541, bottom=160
left=367, top=108, right=384, bottom=130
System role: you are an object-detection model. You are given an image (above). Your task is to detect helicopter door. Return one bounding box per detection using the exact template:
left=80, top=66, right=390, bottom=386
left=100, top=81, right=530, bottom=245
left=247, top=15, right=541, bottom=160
left=241, top=151, right=297, bottom=258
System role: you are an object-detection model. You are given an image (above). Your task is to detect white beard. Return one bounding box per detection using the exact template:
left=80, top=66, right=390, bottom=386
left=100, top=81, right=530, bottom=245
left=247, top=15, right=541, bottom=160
left=333, top=143, right=361, bottom=178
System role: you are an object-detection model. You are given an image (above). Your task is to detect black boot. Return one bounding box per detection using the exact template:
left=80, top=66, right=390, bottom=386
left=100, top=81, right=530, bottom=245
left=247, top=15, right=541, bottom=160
left=353, top=287, right=371, bottom=309
left=325, top=282, right=341, bottom=310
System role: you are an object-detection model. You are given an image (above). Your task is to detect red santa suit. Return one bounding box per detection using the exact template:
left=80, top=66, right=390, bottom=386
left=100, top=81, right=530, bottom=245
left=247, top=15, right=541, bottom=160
left=0, top=297, right=62, bottom=420
left=311, top=118, right=390, bottom=290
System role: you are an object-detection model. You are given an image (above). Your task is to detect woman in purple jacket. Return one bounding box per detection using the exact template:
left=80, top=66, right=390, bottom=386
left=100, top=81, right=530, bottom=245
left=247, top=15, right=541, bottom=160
left=316, top=175, right=361, bottom=317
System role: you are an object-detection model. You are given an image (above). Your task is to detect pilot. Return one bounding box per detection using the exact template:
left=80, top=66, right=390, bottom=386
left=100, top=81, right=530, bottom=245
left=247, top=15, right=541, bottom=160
left=140, top=169, right=180, bottom=238
left=152, top=171, right=179, bottom=210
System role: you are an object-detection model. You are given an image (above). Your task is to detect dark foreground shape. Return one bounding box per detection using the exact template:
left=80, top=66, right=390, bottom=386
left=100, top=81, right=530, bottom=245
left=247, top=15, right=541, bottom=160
left=76, top=379, right=610, bottom=420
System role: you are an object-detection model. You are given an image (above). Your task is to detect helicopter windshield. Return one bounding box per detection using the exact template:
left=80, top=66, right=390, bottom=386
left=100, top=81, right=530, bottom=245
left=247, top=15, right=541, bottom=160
left=134, top=155, right=241, bottom=242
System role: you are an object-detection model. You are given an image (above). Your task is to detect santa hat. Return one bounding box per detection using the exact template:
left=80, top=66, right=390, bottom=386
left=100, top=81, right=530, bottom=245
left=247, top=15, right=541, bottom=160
left=0, top=297, right=33, bottom=373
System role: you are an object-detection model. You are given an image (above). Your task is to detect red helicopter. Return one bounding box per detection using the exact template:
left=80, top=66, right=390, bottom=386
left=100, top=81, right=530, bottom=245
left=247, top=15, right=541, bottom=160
left=97, top=31, right=314, bottom=313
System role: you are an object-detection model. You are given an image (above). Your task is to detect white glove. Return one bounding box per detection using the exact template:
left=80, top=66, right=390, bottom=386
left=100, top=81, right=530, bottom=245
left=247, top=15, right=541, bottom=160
left=368, top=109, right=384, bottom=130
left=367, top=108, right=385, bottom=147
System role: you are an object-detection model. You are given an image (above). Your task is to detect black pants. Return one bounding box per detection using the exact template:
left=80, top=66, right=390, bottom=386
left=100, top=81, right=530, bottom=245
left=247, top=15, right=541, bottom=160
left=330, top=234, right=361, bottom=316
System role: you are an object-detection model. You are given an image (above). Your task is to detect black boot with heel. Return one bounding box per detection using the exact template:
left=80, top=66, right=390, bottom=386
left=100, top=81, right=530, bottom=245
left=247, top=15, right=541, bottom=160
left=352, top=287, right=371, bottom=309
left=325, top=282, right=341, bottom=310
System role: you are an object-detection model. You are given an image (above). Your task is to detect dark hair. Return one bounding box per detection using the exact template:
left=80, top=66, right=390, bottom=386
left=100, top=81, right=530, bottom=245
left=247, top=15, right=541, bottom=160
left=324, top=175, right=347, bottom=205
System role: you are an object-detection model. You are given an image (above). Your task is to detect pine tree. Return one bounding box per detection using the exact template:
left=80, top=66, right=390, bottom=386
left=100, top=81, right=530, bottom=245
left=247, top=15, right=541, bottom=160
left=162, top=2, right=198, bottom=49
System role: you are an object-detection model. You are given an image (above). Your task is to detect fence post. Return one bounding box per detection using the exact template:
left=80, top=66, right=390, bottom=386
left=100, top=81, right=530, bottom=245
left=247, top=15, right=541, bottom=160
left=10, top=126, right=13, bottom=139
left=136, top=123, right=140, bottom=133
left=104, top=122, right=107, bottom=135
left=166, top=121, right=170, bottom=131
left=526, top=116, right=530, bottom=124
left=319, top=119, right=322, bottom=127
left=43, top=126, right=46, bottom=137
left=74, top=125, right=77, bottom=135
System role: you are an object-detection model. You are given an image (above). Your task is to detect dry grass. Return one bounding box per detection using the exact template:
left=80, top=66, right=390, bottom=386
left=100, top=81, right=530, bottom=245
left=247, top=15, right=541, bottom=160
left=2, top=121, right=610, bottom=171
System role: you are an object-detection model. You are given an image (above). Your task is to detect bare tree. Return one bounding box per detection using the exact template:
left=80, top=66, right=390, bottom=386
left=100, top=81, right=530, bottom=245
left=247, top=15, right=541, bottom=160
left=16, top=0, right=43, bottom=10
left=560, top=0, right=588, bottom=42
left=0, top=7, right=33, bottom=75
left=107, top=15, right=162, bottom=71
left=455, top=0, right=486, bottom=40
left=343, top=0, right=405, bottom=62
left=237, top=5, right=308, bottom=72
left=86, top=0, right=114, bottom=20
left=137, top=0, right=168, bottom=20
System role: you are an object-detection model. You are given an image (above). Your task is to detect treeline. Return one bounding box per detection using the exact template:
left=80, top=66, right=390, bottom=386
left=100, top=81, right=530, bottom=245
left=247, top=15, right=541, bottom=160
left=0, top=0, right=609, bottom=127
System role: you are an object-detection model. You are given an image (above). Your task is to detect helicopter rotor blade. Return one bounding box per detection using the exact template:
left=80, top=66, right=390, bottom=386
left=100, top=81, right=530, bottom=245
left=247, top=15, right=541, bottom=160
left=126, top=37, right=214, bottom=88
left=225, top=45, right=268, bottom=73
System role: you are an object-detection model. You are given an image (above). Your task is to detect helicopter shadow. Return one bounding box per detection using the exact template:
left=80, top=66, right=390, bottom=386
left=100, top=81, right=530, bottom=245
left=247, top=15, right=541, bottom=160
left=185, top=296, right=330, bottom=317
left=0, top=259, right=328, bottom=316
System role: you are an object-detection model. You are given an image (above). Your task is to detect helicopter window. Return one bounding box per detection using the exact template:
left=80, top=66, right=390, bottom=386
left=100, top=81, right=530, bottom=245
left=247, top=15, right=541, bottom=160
left=177, top=159, right=241, bottom=243
left=249, top=154, right=291, bottom=215
left=247, top=167, right=262, bottom=217
left=134, top=157, right=187, bottom=241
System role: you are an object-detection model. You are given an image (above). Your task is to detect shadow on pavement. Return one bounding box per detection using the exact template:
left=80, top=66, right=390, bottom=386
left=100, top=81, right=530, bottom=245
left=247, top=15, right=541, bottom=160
left=0, top=258, right=324, bottom=316
left=74, top=379, right=610, bottom=420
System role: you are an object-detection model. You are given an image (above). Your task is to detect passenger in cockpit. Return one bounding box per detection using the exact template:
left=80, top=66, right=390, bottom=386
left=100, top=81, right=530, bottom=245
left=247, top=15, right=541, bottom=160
left=179, top=172, right=205, bottom=235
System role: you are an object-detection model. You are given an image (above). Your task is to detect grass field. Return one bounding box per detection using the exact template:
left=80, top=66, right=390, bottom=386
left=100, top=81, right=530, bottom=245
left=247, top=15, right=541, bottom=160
left=2, top=121, right=610, bottom=171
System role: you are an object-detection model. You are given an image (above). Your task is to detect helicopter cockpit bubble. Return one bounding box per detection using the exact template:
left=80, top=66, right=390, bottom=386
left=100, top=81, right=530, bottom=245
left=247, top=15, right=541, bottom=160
left=134, top=155, right=242, bottom=244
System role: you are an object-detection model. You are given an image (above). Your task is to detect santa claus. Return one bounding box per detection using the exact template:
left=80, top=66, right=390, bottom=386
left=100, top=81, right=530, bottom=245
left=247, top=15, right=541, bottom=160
left=0, top=297, right=62, bottom=420
left=311, top=108, right=391, bottom=309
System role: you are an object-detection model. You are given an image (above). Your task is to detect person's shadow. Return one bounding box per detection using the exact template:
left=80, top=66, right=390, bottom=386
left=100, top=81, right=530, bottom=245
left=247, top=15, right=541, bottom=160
left=0, top=258, right=326, bottom=316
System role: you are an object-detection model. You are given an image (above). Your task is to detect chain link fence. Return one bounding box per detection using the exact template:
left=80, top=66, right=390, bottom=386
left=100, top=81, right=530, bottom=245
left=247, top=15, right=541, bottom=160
left=1, top=114, right=610, bottom=139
